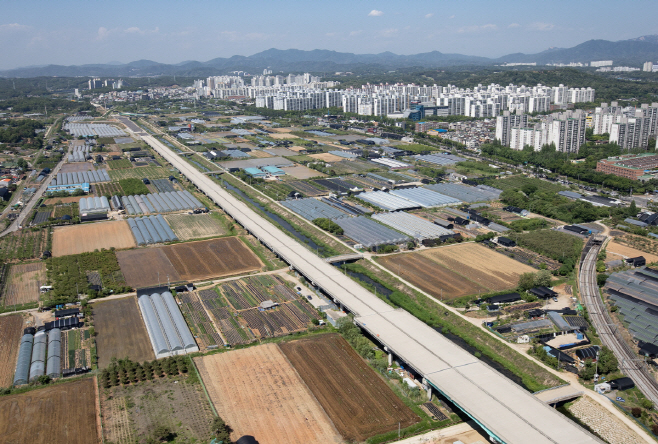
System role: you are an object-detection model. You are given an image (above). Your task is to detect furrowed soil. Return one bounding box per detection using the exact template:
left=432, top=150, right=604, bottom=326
left=0, top=315, right=23, bottom=387
left=101, top=378, right=214, bottom=444
left=164, top=213, right=227, bottom=240
left=280, top=334, right=419, bottom=442
left=3, top=262, right=46, bottom=306
left=0, top=378, right=99, bottom=443
left=421, top=243, right=536, bottom=292
left=378, top=253, right=485, bottom=300
left=606, top=240, right=658, bottom=263
left=379, top=243, right=535, bottom=300
left=52, top=221, right=136, bottom=257
left=93, top=297, right=154, bottom=367
left=116, top=248, right=181, bottom=288
left=117, top=237, right=261, bottom=288
left=195, top=343, right=342, bottom=444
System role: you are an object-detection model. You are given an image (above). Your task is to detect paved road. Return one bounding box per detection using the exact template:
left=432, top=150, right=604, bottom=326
left=579, top=236, right=658, bottom=405
left=116, top=116, right=602, bottom=444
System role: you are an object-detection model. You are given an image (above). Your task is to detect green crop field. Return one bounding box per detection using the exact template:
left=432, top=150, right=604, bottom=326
left=107, top=159, right=133, bottom=170
left=94, top=182, right=123, bottom=197
left=108, top=166, right=171, bottom=180
left=483, top=176, right=567, bottom=194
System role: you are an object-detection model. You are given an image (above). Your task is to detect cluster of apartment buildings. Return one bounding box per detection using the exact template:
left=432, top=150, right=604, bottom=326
left=495, top=110, right=588, bottom=153
left=248, top=81, right=594, bottom=118
left=592, top=102, right=658, bottom=150
left=194, top=74, right=340, bottom=100
left=87, top=78, right=124, bottom=89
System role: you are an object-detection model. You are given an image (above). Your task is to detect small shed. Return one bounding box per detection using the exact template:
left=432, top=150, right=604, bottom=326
left=259, top=300, right=279, bottom=310
left=488, top=293, right=521, bottom=305
left=626, top=256, right=646, bottom=267
left=54, top=308, right=79, bottom=318
left=609, top=377, right=635, bottom=391
left=325, top=309, right=348, bottom=328
left=528, top=287, right=558, bottom=299
left=497, top=237, right=516, bottom=247
left=639, top=342, right=658, bottom=358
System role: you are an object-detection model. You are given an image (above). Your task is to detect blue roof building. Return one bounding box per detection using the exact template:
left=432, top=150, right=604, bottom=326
left=262, top=166, right=285, bottom=176
left=244, top=168, right=267, bottom=178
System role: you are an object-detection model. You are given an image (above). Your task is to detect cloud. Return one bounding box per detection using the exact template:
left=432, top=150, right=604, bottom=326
left=124, top=27, right=160, bottom=34
left=508, top=23, right=521, bottom=28
left=449, top=15, right=455, bottom=19
left=458, top=24, right=497, bottom=33
left=0, top=23, right=30, bottom=32
left=97, top=27, right=110, bottom=40
left=380, top=28, right=398, bottom=37
left=368, top=9, right=383, bottom=17
left=425, top=13, right=434, bottom=19
left=349, top=30, right=363, bottom=36
left=528, top=22, right=555, bottom=31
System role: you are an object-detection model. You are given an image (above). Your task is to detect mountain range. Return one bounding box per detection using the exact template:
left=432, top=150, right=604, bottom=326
left=2, top=35, right=658, bottom=78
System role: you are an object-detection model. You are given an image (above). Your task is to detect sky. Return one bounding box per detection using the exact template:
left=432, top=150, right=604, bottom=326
left=1, top=0, right=657, bottom=70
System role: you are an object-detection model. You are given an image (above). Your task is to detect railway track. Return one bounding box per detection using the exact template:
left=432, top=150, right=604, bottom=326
left=579, top=236, right=658, bottom=405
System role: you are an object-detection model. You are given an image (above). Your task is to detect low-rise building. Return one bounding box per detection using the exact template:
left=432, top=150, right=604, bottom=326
left=596, top=153, right=658, bottom=181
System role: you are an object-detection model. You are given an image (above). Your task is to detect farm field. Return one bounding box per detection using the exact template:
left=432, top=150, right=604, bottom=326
left=280, top=165, right=325, bottom=179
left=164, top=213, right=227, bottom=240
left=101, top=378, right=214, bottom=444
left=420, top=243, right=536, bottom=292
left=107, top=159, right=132, bottom=169
left=0, top=315, right=23, bottom=387
left=610, top=233, right=658, bottom=262
left=483, top=176, right=567, bottom=193
left=0, top=378, right=99, bottom=444
left=3, top=262, right=46, bottom=306
left=197, top=288, right=252, bottom=346
left=178, top=291, right=224, bottom=349
left=53, top=203, right=78, bottom=218
left=606, top=241, right=658, bottom=263
left=32, top=210, right=51, bottom=225
left=117, top=237, right=261, bottom=288
left=288, top=180, right=326, bottom=197
left=280, top=334, right=419, bottom=442
left=94, top=181, right=123, bottom=197
left=61, top=328, right=93, bottom=370
left=52, top=221, right=136, bottom=257
left=0, top=229, right=49, bottom=262
left=378, top=253, right=486, bottom=300
left=195, top=344, right=342, bottom=444
left=44, top=195, right=85, bottom=205
left=60, top=163, right=93, bottom=173
left=93, top=297, right=154, bottom=367
left=108, top=166, right=170, bottom=180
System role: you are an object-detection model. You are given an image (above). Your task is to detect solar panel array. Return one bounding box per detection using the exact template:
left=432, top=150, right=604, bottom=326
left=424, top=183, right=500, bottom=203
left=121, top=191, right=203, bottom=215
left=334, top=216, right=410, bottom=248
left=281, top=198, right=348, bottom=221
left=371, top=212, right=454, bottom=240
left=64, top=123, right=127, bottom=137
left=127, top=215, right=178, bottom=245
left=414, top=153, right=466, bottom=166
left=138, top=292, right=199, bottom=358
left=390, top=187, right=461, bottom=207
left=51, top=169, right=110, bottom=186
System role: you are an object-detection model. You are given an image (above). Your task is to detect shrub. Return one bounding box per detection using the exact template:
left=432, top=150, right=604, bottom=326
left=312, top=218, right=344, bottom=235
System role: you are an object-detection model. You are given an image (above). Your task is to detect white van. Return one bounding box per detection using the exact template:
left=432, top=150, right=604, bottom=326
left=39, top=285, right=53, bottom=292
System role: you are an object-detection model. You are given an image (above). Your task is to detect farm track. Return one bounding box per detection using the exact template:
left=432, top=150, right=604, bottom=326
left=579, top=236, right=658, bottom=405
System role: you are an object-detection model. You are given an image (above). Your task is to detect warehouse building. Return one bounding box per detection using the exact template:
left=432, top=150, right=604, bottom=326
left=138, top=291, right=199, bottom=358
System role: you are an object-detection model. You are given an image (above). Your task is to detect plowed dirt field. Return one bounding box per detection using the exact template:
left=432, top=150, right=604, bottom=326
left=93, top=297, right=154, bottom=367
left=0, top=315, right=23, bottom=387
left=195, top=343, right=342, bottom=444
left=3, top=262, right=46, bottom=306
left=378, top=243, right=535, bottom=300
left=52, top=221, right=136, bottom=257
left=117, top=237, right=262, bottom=287
left=0, top=378, right=99, bottom=443
left=280, top=334, right=419, bottom=442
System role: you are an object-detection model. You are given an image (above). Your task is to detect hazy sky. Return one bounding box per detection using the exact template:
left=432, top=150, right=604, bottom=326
left=1, top=0, right=656, bottom=69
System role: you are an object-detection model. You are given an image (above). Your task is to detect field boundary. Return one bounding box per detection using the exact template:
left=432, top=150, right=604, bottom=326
left=189, top=355, right=218, bottom=417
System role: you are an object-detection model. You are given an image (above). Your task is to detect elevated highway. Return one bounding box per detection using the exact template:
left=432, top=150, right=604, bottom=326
left=118, top=116, right=601, bottom=444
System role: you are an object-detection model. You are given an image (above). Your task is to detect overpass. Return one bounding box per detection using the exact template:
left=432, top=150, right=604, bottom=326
left=118, top=117, right=601, bottom=444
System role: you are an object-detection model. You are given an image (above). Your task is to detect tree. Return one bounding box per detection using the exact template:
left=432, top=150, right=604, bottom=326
left=518, top=272, right=536, bottom=292
left=210, top=417, right=233, bottom=443
left=534, top=270, right=552, bottom=287
left=598, top=346, right=618, bottom=374
left=16, top=158, right=28, bottom=170
left=149, top=425, right=176, bottom=443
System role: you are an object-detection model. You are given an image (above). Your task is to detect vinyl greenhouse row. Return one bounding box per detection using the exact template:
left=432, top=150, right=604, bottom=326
left=280, top=197, right=349, bottom=221
left=121, top=191, right=203, bottom=215
left=334, top=216, right=410, bottom=248
left=424, top=183, right=502, bottom=203
left=51, top=169, right=110, bottom=186
left=371, top=212, right=454, bottom=240
left=13, top=328, right=61, bottom=385
left=138, top=292, right=199, bottom=358
left=127, top=215, right=178, bottom=245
